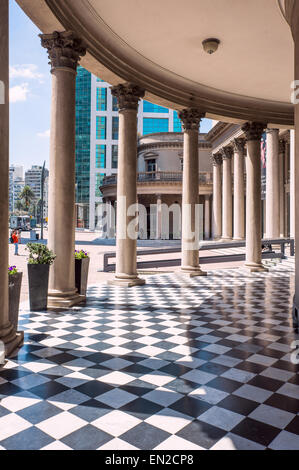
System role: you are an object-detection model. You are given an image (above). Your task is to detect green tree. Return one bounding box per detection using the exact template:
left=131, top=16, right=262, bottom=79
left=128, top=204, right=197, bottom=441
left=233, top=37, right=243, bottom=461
left=20, top=186, right=35, bottom=212
left=15, top=200, right=24, bottom=212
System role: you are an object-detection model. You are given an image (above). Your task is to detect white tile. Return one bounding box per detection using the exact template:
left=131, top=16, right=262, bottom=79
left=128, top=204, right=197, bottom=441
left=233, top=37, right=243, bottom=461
left=139, top=372, right=174, bottom=387
left=96, top=388, right=137, bottom=408
left=189, top=386, right=229, bottom=404
left=36, top=411, right=87, bottom=439
left=21, top=361, right=54, bottom=373
left=269, top=431, right=299, bottom=450
left=41, top=441, right=72, bottom=450
left=211, top=433, right=265, bottom=450
left=154, top=435, right=205, bottom=450
left=100, top=358, right=133, bottom=370
left=0, top=414, right=32, bottom=441
left=143, top=387, right=183, bottom=407
left=221, top=368, right=255, bottom=383
left=249, top=404, right=294, bottom=429
left=181, top=369, right=216, bottom=385
left=247, top=354, right=278, bottom=367
left=98, top=371, right=135, bottom=386
left=98, top=438, right=138, bottom=450
left=102, top=346, right=131, bottom=356
left=136, top=346, right=165, bottom=357
left=146, top=408, right=191, bottom=434
left=277, top=383, right=299, bottom=399
left=0, top=396, right=41, bottom=412
left=233, top=384, right=272, bottom=403
left=198, top=406, right=244, bottom=431
left=92, top=410, right=141, bottom=437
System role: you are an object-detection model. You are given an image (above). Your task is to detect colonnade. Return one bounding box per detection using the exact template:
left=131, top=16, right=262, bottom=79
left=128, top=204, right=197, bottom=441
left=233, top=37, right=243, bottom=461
left=0, top=16, right=298, bottom=358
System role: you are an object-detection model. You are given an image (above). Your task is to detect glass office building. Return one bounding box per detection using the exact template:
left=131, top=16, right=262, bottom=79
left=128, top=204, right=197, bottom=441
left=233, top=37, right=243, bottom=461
left=75, top=68, right=184, bottom=229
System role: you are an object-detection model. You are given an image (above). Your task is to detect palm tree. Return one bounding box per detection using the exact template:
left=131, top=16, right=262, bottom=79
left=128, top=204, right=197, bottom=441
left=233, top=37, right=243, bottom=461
left=15, top=200, right=24, bottom=212
left=20, top=185, right=35, bottom=212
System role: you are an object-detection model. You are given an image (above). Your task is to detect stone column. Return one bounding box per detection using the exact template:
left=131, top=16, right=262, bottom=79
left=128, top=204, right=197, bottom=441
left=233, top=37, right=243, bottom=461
left=265, top=129, right=280, bottom=239
left=204, top=195, right=211, bottom=240
left=211, top=154, right=222, bottom=240
left=109, top=84, right=145, bottom=286
left=179, top=108, right=206, bottom=276
left=279, top=140, right=286, bottom=238
left=221, top=146, right=233, bottom=240
left=40, top=31, right=86, bottom=307
left=232, top=138, right=245, bottom=240
left=242, top=122, right=268, bottom=272
left=290, top=129, right=295, bottom=239
left=156, top=194, right=162, bottom=239
left=0, top=0, right=23, bottom=356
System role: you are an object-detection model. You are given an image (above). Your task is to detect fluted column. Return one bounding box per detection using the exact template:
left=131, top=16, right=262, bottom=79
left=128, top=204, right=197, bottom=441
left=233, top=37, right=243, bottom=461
left=265, top=129, right=280, bottom=239
left=279, top=140, right=286, bottom=237
left=109, top=84, right=145, bottom=286
left=242, top=122, right=268, bottom=272
left=204, top=195, right=211, bottom=240
left=0, top=0, right=23, bottom=356
left=179, top=108, right=206, bottom=276
left=221, top=146, right=233, bottom=240
left=211, top=154, right=222, bottom=239
left=156, top=194, right=162, bottom=239
left=40, top=31, right=86, bottom=307
left=232, top=138, right=245, bottom=240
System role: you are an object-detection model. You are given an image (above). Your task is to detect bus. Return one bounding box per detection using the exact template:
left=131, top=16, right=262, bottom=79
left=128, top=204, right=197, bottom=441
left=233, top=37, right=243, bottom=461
left=10, top=215, right=31, bottom=231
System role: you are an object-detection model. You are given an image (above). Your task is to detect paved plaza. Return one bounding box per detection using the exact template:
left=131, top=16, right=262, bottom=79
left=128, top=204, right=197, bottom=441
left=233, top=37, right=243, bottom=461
left=0, top=259, right=298, bottom=450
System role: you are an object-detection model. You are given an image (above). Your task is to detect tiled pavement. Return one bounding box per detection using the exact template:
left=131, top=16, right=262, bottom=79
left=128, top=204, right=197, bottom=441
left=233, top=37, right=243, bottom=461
left=0, top=259, right=299, bottom=450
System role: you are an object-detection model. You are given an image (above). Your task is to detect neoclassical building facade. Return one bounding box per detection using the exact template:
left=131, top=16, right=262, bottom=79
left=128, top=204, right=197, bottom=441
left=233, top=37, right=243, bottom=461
left=100, top=122, right=292, bottom=244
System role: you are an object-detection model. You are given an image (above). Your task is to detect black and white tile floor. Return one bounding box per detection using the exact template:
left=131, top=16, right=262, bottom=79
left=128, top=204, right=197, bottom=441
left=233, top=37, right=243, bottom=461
left=0, top=260, right=299, bottom=450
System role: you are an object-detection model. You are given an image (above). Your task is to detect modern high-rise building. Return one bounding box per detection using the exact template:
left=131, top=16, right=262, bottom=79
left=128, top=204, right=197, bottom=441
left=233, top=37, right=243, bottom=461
left=75, top=66, right=196, bottom=230
left=9, top=165, right=24, bottom=213
left=24, top=165, right=49, bottom=217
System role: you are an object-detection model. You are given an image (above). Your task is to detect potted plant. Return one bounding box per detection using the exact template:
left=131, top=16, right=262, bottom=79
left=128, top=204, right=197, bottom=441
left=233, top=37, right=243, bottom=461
left=8, top=265, right=23, bottom=330
left=75, top=249, right=90, bottom=297
left=27, top=243, right=56, bottom=311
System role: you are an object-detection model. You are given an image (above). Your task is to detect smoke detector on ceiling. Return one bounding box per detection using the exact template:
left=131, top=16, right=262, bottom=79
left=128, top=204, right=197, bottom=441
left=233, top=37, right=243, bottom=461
left=202, top=38, right=220, bottom=54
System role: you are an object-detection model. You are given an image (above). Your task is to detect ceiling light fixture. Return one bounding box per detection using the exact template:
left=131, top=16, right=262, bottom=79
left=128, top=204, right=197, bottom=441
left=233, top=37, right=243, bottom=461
left=202, top=38, right=220, bottom=54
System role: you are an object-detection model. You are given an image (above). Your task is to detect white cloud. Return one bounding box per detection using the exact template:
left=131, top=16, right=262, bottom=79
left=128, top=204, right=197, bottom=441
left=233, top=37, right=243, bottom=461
left=9, top=83, right=30, bottom=103
left=37, top=129, right=50, bottom=138
left=10, top=64, right=44, bottom=82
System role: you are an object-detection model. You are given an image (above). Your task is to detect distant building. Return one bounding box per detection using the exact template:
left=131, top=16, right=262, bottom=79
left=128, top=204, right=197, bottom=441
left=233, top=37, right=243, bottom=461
left=24, top=165, right=49, bottom=217
left=9, top=165, right=25, bottom=213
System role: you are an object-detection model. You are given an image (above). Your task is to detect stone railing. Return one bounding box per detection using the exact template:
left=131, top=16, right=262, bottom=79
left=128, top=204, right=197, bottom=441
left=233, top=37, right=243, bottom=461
left=101, top=171, right=213, bottom=187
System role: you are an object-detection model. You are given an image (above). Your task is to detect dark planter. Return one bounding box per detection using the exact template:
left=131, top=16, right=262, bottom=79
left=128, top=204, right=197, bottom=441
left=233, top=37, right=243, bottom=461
left=8, top=272, right=23, bottom=330
left=75, top=257, right=90, bottom=296
left=28, top=264, right=50, bottom=311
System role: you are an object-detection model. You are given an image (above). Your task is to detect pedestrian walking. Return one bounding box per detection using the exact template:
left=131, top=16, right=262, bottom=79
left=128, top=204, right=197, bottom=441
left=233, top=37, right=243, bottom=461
left=12, top=230, right=19, bottom=256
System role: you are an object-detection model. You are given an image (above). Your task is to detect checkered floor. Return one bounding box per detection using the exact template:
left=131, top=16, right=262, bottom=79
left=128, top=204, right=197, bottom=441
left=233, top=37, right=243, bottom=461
left=0, top=259, right=299, bottom=450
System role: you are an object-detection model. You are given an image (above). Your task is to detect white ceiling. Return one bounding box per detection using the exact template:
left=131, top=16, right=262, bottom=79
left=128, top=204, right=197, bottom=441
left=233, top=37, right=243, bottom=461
left=88, top=0, right=293, bottom=102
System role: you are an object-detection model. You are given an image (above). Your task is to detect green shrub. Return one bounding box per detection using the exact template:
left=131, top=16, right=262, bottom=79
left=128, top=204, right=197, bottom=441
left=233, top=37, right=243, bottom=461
left=27, top=243, right=56, bottom=265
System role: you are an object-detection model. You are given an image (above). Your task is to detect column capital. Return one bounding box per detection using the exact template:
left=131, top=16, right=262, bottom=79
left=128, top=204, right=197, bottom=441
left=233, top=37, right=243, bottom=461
left=178, top=108, right=205, bottom=131
left=241, top=122, right=266, bottom=141
left=211, top=153, right=222, bottom=166
left=221, top=146, right=233, bottom=160
left=232, top=137, right=246, bottom=155
left=111, top=83, right=145, bottom=111
left=266, top=128, right=279, bottom=135
left=40, top=31, right=86, bottom=72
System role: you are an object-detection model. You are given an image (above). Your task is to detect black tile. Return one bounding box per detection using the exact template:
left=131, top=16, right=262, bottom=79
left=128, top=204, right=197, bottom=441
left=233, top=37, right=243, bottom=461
left=121, top=422, right=170, bottom=450
left=170, top=396, right=211, bottom=418
left=218, top=394, right=259, bottom=416
left=28, top=381, right=68, bottom=400
left=75, top=381, right=113, bottom=398
left=0, top=426, right=53, bottom=450
left=235, top=361, right=267, bottom=374
left=231, top=417, right=280, bottom=447
left=247, top=375, right=282, bottom=392
left=119, top=398, right=163, bottom=420
left=198, top=362, right=229, bottom=376
left=177, top=420, right=226, bottom=449
left=285, top=416, right=299, bottom=435
left=17, top=401, right=61, bottom=424
left=62, top=424, right=111, bottom=450
left=206, top=377, right=241, bottom=393
left=265, top=393, right=299, bottom=414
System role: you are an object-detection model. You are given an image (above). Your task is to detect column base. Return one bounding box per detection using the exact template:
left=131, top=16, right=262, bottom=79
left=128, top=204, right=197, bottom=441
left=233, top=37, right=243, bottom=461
left=48, top=289, right=85, bottom=309
left=220, top=237, right=232, bottom=242
left=0, top=323, right=24, bottom=358
left=292, top=295, right=299, bottom=326
left=244, top=262, right=269, bottom=273
left=181, top=266, right=207, bottom=277
left=108, top=274, right=145, bottom=287
left=233, top=237, right=245, bottom=241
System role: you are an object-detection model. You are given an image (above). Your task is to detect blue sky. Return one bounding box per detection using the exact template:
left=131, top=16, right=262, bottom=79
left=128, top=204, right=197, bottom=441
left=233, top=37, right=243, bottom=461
left=9, top=1, right=212, bottom=171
